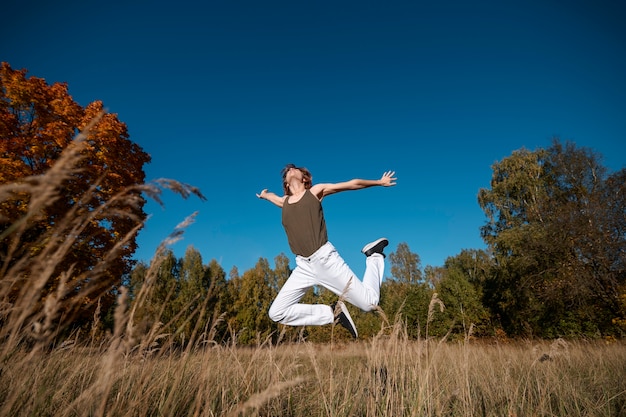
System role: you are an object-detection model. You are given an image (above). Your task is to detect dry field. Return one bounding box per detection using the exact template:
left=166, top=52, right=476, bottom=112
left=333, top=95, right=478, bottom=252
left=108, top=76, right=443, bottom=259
left=1, top=327, right=625, bottom=417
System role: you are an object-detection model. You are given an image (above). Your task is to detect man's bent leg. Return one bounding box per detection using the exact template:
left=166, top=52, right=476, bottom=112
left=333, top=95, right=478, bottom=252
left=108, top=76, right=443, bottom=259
left=362, top=253, right=384, bottom=303
left=315, top=246, right=381, bottom=312
left=268, top=261, right=334, bottom=326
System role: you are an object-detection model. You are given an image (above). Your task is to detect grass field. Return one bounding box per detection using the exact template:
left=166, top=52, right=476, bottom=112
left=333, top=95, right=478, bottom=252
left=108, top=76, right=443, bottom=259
left=1, top=325, right=625, bottom=417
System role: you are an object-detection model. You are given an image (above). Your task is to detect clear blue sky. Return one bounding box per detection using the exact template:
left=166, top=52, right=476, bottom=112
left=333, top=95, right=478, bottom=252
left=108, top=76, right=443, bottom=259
left=3, top=0, right=625, bottom=278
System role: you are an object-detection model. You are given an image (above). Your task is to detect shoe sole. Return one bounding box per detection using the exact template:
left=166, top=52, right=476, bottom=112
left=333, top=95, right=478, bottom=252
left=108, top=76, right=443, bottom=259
left=361, top=238, right=388, bottom=256
left=336, top=301, right=358, bottom=338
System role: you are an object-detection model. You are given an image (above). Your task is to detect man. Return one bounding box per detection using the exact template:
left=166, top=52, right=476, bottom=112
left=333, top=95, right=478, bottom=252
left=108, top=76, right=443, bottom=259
left=256, top=164, right=397, bottom=338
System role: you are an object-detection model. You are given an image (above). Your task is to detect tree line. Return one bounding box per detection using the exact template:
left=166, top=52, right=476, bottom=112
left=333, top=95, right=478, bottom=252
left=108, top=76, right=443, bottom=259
left=1, top=62, right=625, bottom=347
left=127, top=140, right=625, bottom=344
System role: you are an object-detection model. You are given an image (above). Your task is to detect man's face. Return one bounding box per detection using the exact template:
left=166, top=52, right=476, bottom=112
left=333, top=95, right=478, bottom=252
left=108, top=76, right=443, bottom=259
left=284, top=167, right=302, bottom=182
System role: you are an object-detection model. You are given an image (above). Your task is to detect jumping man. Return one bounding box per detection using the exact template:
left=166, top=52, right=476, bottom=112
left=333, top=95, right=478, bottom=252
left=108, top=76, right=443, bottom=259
left=256, top=164, right=397, bottom=338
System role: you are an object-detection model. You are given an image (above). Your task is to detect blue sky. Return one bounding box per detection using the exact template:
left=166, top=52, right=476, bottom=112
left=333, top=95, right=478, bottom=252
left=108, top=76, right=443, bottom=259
left=3, top=0, right=625, bottom=279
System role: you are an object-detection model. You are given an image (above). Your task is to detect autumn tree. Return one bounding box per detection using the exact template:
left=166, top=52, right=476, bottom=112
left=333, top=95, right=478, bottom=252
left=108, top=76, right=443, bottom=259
left=0, top=62, right=151, bottom=333
left=478, top=139, right=626, bottom=337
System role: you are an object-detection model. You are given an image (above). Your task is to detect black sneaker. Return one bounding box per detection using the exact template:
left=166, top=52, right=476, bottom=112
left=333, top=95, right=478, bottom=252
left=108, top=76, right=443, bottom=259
left=332, top=301, right=358, bottom=338
left=361, top=238, right=388, bottom=258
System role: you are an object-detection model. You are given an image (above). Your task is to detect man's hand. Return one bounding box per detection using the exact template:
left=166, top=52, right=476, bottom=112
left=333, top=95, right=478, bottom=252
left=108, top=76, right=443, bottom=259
left=380, top=171, right=397, bottom=187
left=257, top=189, right=285, bottom=207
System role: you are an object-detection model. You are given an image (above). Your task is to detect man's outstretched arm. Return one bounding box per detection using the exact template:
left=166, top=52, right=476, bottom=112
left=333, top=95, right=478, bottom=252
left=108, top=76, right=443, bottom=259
left=256, top=189, right=285, bottom=207
left=312, top=170, right=397, bottom=199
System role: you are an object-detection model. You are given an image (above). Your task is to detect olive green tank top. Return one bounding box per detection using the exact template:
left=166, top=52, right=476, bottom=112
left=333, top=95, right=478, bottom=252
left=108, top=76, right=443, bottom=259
left=281, top=189, right=328, bottom=257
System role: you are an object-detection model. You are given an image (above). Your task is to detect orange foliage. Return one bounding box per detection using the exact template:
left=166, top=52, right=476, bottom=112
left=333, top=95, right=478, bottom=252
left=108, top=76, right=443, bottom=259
left=0, top=62, right=151, bottom=329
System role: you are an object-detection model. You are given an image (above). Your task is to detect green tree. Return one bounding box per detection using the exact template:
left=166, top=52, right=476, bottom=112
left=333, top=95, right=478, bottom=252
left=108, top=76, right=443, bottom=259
left=204, top=259, right=229, bottom=343
left=381, top=243, right=431, bottom=339
left=380, top=280, right=432, bottom=339
left=129, top=261, right=149, bottom=301
left=444, top=249, right=493, bottom=291
left=126, top=250, right=180, bottom=342
left=478, top=139, right=626, bottom=337
left=424, top=265, right=445, bottom=288
left=433, top=262, right=489, bottom=339
left=389, top=242, right=423, bottom=283
left=271, top=253, right=291, bottom=294
left=230, top=258, right=277, bottom=345
left=174, top=246, right=207, bottom=344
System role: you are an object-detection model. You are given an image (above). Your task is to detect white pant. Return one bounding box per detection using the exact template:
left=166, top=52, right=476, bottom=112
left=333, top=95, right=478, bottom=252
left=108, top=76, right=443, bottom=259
left=268, top=241, right=384, bottom=326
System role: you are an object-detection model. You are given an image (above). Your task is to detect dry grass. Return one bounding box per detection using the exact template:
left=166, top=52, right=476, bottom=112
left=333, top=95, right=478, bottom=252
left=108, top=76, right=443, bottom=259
left=0, top=329, right=625, bottom=416
left=1, top=118, right=625, bottom=416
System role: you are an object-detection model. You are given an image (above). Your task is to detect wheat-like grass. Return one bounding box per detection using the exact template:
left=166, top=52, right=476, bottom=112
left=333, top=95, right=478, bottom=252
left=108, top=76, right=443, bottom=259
left=1, top=321, right=625, bottom=416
